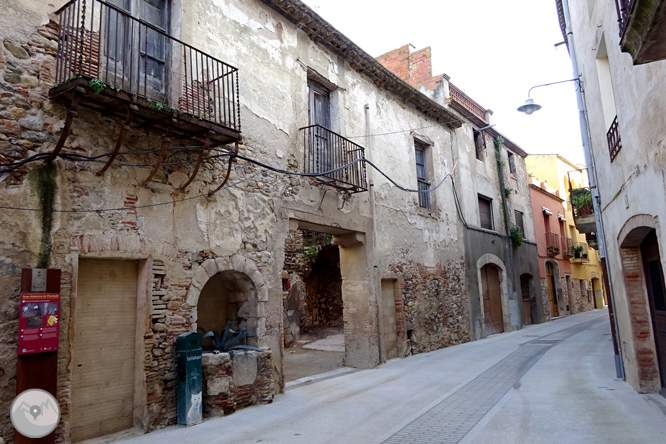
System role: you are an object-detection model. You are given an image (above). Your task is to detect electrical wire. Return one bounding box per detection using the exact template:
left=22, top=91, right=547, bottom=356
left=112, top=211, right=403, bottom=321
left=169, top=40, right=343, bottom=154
left=0, top=149, right=457, bottom=213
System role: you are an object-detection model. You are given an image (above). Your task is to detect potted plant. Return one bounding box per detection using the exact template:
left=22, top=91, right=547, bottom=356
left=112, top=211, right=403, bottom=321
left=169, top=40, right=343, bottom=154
left=570, top=188, right=593, bottom=215
left=573, top=245, right=584, bottom=258
left=547, top=244, right=560, bottom=256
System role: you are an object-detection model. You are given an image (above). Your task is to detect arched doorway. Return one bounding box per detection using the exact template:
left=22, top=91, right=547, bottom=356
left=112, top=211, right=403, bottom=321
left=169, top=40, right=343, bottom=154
left=641, top=230, right=666, bottom=389
left=520, top=274, right=534, bottom=326
left=197, top=270, right=258, bottom=349
left=546, top=262, right=559, bottom=317
left=481, top=264, right=503, bottom=335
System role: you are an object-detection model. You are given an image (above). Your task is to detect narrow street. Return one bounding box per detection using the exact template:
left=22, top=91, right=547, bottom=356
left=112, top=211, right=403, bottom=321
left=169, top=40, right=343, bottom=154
left=109, top=309, right=666, bottom=444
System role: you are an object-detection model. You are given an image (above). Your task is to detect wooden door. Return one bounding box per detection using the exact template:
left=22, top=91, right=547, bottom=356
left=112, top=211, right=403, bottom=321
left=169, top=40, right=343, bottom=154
left=380, top=280, right=398, bottom=360
left=482, top=265, right=503, bottom=335
left=308, top=81, right=331, bottom=175
left=71, top=260, right=138, bottom=442
left=139, top=0, right=168, bottom=96
left=641, top=230, right=666, bottom=389
left=546, top=263, right=559, bottom=317
left=521, top=275, right=533, bottom=326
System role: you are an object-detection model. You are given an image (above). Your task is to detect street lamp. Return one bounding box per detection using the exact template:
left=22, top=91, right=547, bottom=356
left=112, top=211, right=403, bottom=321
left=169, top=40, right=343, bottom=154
left=516, top=78, right=580, bottom=115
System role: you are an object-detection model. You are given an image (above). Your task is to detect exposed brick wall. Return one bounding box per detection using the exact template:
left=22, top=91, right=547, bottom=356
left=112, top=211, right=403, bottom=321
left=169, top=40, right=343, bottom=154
left=388, top=260, right=468, bottom=355
left=376, top=45, right=443, bottom=91
left=620, top=247, right=661, bottom=392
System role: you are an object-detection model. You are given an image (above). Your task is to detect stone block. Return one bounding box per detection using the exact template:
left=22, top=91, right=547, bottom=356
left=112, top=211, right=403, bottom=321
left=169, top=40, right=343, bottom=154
left=231, top=352, right=258, bottom=387
left=202, top=259, right=218, bottom=278
left=206, top=375, right=232, bottom=397
left=250, top=270, right=265, bottom=288
left=18, top=116, right=43, bottom=131
left=243, top=258, right=258, bottom=275
left=202, top=352, right=230, bottom=366
left=215, top=257, right=231, bottom=272
left=3, top=40, right=29, bottom=59
left=257, top=286, right=269, bottom=302
left=231, top=255, right=247, bottom=274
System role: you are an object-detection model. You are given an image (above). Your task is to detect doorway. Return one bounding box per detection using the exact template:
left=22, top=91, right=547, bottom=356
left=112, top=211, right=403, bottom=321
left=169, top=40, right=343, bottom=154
left=282, top=230, right=344, bottom=382
left=546, top=262, right=559, bottom=317
left=71, top=259, right=138, bottom=442
left=641, top=230, right=666, bottom=389
left=520, top=274, right=533, bottom=326
left=481, top=264, right=503, bottom=335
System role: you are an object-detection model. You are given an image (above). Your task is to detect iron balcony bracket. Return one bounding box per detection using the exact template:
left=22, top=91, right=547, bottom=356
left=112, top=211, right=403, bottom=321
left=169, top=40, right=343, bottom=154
left=180, top=131, right=213, bottom=191
left=144, top=117, right=175, bottom=185
left=97, top=103, right=138, bottom=176
left=48, top=86, right=85, bottom=163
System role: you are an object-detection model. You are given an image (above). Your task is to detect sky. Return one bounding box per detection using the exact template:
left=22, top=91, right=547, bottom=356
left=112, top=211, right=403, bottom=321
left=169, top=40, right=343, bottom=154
left=300, top=0, right=585, bottom=165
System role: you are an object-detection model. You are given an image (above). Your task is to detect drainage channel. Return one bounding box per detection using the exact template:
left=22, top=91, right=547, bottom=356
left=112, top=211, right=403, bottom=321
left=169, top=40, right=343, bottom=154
left=381, top=316, right=607, bottom=444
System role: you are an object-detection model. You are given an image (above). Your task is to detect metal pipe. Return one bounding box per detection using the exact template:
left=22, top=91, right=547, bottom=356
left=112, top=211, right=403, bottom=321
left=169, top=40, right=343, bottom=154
left=561, top=0, right=624, bottom=379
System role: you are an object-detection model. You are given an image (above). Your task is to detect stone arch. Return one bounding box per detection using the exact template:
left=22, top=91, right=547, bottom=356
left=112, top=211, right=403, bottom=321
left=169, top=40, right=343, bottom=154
left=476, top=254, right=511, bottom=336
left=617, top=215, right=664, bottom=392
left=186, top=255, right=267, bottom=334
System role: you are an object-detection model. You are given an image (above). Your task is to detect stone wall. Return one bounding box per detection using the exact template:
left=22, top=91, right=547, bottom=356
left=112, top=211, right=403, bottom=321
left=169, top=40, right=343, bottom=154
left=388, top=259, right=468, bottom=355
left=202, top=351, right=274, bottom=417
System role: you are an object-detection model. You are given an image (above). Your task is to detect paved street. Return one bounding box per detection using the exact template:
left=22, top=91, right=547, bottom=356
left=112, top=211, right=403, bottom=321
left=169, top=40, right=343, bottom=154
left=112, top=309, right=666, bottom=444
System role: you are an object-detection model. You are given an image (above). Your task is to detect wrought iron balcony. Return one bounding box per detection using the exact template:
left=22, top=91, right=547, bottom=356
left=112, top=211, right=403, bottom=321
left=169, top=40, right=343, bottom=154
left=607, top=115, right=622, bottom=162
left=615, top=0, right=666, bottom=64
left=572, top=242, right=590, bottom=262
left=301, top=125, right=368, bottom=193
left=50, top=0, right=241, bottom=150
left=562, top=237, right=574, bottom=259
left=546, top=232, right=560, bottom=257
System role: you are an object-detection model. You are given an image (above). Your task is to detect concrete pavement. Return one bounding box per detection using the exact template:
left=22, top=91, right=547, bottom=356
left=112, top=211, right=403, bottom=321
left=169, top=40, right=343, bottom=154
left=109, top=309, right=666, bottom=444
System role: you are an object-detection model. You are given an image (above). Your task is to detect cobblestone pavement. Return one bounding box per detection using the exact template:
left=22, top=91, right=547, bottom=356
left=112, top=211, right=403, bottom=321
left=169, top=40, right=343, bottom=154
left=381, top=317, right=607, bottom=444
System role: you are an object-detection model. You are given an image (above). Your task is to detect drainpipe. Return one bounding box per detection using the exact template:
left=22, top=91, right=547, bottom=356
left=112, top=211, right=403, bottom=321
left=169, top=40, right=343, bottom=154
left=365, top=104, right=377, bottom=248
left=561, top=0, right=624, bottom=379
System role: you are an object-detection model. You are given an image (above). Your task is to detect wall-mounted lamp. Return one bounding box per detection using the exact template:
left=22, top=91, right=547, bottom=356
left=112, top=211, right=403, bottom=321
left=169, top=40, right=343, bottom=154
left=473, top=123, right=497, bottom=134
left=517, top=78, right=581, bottom=115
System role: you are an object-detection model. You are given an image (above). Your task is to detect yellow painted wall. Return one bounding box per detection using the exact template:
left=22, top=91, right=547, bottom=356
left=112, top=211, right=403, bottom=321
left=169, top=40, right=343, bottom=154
left=526, top=154, right=606, bottom=307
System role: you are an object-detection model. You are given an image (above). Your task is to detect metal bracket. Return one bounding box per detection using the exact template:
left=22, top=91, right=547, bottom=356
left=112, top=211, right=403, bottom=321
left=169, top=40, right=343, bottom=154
left=144, top=117, right=175, bottom=184
left=208, top=141, right=239, bottom=196
left=97, top=104, right=137, bottom=175
left=180, top=131, right=213, bottom=190
left=48, top=86, right=84, bottom=163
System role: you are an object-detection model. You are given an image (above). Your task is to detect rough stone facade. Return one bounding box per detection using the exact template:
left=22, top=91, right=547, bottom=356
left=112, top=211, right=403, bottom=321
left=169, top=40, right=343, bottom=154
left=0, top=1, right=545, bottom=442
left=202, top=351, right=274, bottom=417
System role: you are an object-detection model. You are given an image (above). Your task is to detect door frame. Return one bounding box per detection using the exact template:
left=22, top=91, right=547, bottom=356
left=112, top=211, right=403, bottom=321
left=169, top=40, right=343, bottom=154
left=69, top=254, right=153, bottom=438
left=476, top=254, right=511, bottom=337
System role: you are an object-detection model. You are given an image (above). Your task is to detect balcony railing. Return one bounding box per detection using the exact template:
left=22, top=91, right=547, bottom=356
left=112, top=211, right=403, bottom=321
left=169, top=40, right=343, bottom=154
left=546, top=232, right=560, bottom=257
left=562, top=237, right=574, bottom=258
left=51, top=0, right=240, bottom=145
left=607, top=115, right=622, bottom=162
left=573, top=242, right=590, bottom=262
left=301, top=125, right=368, bottom=193
left=614, top=0, right=637, bottom=39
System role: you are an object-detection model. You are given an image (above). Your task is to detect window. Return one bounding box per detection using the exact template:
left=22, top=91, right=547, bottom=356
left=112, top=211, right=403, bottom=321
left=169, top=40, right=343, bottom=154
left=474, top=130, right=485, bottom=160
left=415, top=141, right=431, bottom=209
left=478, top=195, right=493, bottom=230
left=514, top=210, right=525, bottom=238
left=308, top=80, right=331, bottom=174
left=308, top=80, right=330, bottom=129
left=507, top=151, right=516, bottom=177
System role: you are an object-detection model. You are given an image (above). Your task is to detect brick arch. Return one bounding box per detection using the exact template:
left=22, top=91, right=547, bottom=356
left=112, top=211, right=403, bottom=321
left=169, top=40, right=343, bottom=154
left=617, top=215, right=663, bottom=393
left=476, top=254, right=511, bottom=335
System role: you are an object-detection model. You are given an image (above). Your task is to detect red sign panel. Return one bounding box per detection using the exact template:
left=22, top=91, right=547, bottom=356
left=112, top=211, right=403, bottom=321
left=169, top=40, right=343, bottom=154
left=18, top=293, right=60, bottom=355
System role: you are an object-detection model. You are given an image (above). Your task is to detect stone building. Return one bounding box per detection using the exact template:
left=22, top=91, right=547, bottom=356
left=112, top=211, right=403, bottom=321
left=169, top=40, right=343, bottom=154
left=0, top=0, right=538, bottom=441
left=555, top=0, right=666, bottom=393
left=377, top=45, right=542, bottom=338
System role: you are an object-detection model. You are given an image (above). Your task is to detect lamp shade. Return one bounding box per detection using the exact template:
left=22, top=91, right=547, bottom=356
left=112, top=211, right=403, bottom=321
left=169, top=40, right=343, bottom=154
left=517, top=98, right=542, bottom=115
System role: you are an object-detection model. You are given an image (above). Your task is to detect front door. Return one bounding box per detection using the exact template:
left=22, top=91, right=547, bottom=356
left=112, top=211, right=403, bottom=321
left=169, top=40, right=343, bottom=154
left=546, top=262, right=559, bottom=317
left=521, top=275, right=533, bottom=325
left=71, top=260, right=138, bottom=442
left=482, top=265, right=503, bottom=335
left=105, top=0, right=168, bottom=99
left=308, top=81, right=331, bottom=175
left=641, top=230, right=666, bottom=389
